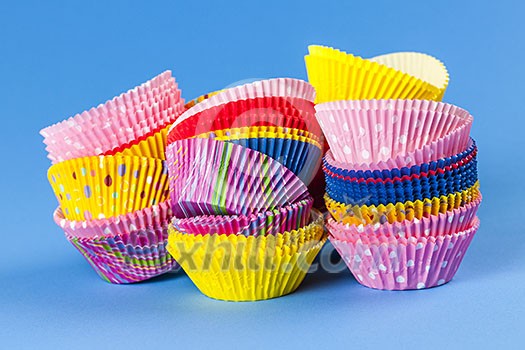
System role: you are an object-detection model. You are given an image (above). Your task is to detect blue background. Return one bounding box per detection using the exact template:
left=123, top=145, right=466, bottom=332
left=1, top=0, right=524, bottom=348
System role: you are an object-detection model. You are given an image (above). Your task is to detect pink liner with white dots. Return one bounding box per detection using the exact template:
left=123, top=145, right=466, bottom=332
left=315, top=100, right=473, bottom=169
left=53, top=200, right=172, bottom=239
left=329, top=217, right=479, bottom=290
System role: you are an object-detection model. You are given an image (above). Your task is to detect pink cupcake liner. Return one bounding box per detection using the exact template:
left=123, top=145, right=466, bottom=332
left=40, top=72, right=186, bottom=163
left=315, top=100, right=472, bottom=168
left=166, top=138, right=309, bottom=218
left=172, top=196, right=313, bottom=236
left=169, top=78, right=316, bottom=131
left=53, top=201, right=172, bottom=239
left=327, top=195, right=481, bottom=241
left=41, top=71, right=177, bottom=138
left=330, top=217, right=480, bottom=290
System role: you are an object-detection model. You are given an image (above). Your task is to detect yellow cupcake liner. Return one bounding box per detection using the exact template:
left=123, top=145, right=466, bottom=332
left=304, top=45, right=442, bottom=103
left=370, top=52, right=449, bottom=100
left=166, top=210, right=327, bottom=301
left=324, top=181, right=480, bottom=225
left=110, top=124, right=170, bottom=160
left=48, top=155, right=170, bottom=221
left=193, top=126, right=322, bottom=149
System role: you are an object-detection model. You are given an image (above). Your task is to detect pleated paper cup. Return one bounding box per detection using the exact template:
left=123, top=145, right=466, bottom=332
left=41, top=71, right=185, bottom=163
left=327, top=195, right=481, bottom=241
left=192, top=126, right=322, bottom=185
left=167, top=96, right=321, bottom=145
left=68, top=233, right=178, bottom=284
left=166, top=210, right=326, bottom=301
left=172, top=196, right=313, bottom=237
left=53, top=201, right=172, bottom=239
left=315, top=100, right=473, bottom=166
left=166, top=138, right=309, bottom=218
left=323, top=138, right=477, bottom=181
left=370, top=52, right=449, bottom=100
left=48, top=155, right=170, bottom=221
left=304, top=45, right=442, bottom=103
left=103, top=123, right=171, bottom=160
left=170, top=78, right=316, bottom=131
left=184, top=90, right=223, bottom=109
left=329, top=218, right=480, bottom=290
left=324, top=152, right=478, bottom=207
left=324, top=181, right=481, bottom=225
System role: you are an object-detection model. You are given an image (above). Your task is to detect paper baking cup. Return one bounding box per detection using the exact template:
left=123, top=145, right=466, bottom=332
left=53, top=200, right=172, bottom=239
left=48, top=155, right=170, bottom=221
left=167, top=96, right=321, bottom=145
left=304, top=45, right=442, bottom=103
left=166, top=138, right=309, bottom=217
left=325, top=162, right=477, bottom=207
left=330, top=217, right=480, bottom=290
left=166, top=210, right=326, bottom=301
left=327, top=195, right=481, bottom=241
left=170, top=78, right=316, bottom=130
left=68, top=233, right=178, bottom=284
left=44, top=101, right=185, bottom=163
left=324, top=138, right=477, bottom=181
left=172, top=196, right=313, bottom=237
left=324, top=152, right=478, bottom=206
left=324, top=181, right=480, bottom=225
left=41, top=71, right=176, bottom=138
left=370, top=52, right=449, bottom=100
left=102, top=123, right=170, bottom=160
left=315, top=100, right=473, bottom=165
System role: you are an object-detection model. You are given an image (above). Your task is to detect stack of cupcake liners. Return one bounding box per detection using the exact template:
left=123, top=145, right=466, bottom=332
left=164, top=78, right=327, bottom=301
left=305, top=45, right=481, bottom=290
left=41, top=71, right=186, bottom=283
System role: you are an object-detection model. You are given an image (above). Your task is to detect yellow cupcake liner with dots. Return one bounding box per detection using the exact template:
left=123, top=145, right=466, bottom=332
left=324, top=181, right=480, bottom=225
left=304, top=45, right=442, bottom=103
left=166, top=210, right=326, bottom=301
left=184, top=90, right=224, bottom=109
left=48, top=155, right=170, bottom=221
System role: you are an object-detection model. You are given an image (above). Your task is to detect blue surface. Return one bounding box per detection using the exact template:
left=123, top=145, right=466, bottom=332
left=1, top=0, right=524, bottom=348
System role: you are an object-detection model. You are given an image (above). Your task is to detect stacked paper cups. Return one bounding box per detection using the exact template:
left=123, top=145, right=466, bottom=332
left=164, top=78, right=327, bottom=301
left=42, top=71, right=187, bottom=283
left=305, top=45, right=481, bottom=290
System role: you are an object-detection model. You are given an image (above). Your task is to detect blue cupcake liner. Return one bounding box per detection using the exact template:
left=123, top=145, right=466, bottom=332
left=325, top=161, right=478, bottom=206
left=324, top=138, right=477, bottom=180
left=226, top=137, right=322, bottom=184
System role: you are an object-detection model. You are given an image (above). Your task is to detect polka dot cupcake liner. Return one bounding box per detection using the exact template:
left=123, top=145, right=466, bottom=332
left=53, top=200, right=172, bottom=239
left=324, top=181, right=480, bottom=225
left=166, top=210, right=326, bottom=301
left=304, top=45, right=443, bottom=103
left=47, top=155, right=170, bottom=221
left=184, top=90, right=223, bottom=110
left=315, top=99, right=473, bottom=167
left=323, top=138, right=476, bottom=181
left=170, top=78, right=316, bottom=130
left=68, top=233, right=178, bottom=284
left=329, top=217, right=479, bottom=290
left=40, top=71, right=186, bottom=163
left=166, top=96, right=321, bottom=145
left=171, top=196, right=313, bottom=237
left=166, top=138, right=309, bottom=218
left=369, top=52, right=449, bottom=100
left=326, top=194, right=481, bottom=241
